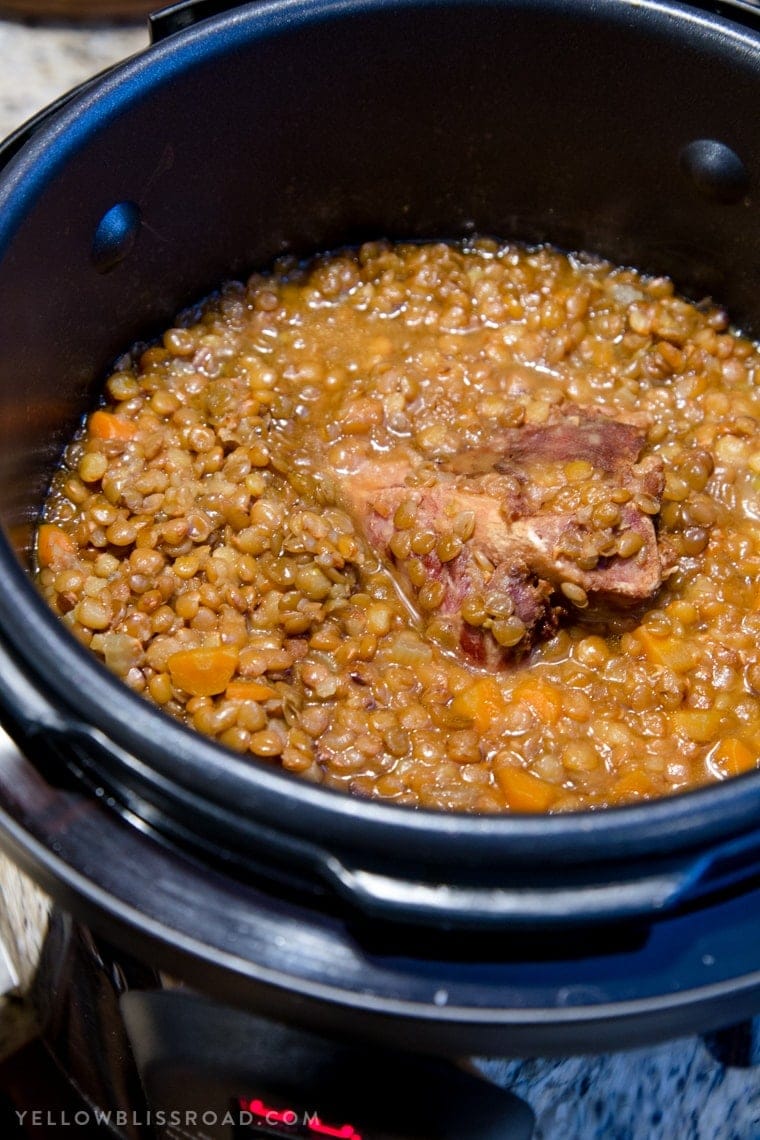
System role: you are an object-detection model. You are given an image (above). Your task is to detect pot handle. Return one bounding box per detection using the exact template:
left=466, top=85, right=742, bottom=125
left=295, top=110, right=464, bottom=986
left=322, top=825, right=760, bottom=928
left=323, top=858, right=685, bottom=927
left=147, top=0, right=760, bottom=41
left=149, top=0, right=258, bottom=42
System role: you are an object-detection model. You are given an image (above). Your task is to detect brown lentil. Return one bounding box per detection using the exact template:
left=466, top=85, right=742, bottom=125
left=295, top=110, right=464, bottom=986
left=616, top=530, right=646, bottom=559
left=34, top=240, right=760, bottom=812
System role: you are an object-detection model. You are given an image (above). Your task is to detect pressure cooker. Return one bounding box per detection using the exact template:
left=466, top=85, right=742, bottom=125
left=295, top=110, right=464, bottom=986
left=0, top=0, right=760, bottom=1059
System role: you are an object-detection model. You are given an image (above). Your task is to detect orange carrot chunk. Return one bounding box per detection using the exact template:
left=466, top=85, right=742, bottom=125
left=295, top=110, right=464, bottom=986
left=512, top=678, right=562, bottom=726
left=711, top=737, right=757, bottom=778
left=225, top=680, right=279, bottom=702
left=451, top=676, right=507, bottom=733
left=494, top=765, right=555, bottom=812
left=612, top=770, right=654, bottom=800
left=671, top=707, right=725, bottom=744
left=167, top=646, right=238, bottom=697
left=37, top=523, right=77, bottom=570
left=635, top=627, right=697, bottom=673
left=89, top=409, right=137, bottom=441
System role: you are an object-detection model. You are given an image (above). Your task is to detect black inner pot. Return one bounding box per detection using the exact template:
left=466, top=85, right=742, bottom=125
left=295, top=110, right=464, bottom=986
left=1, top=0, right=760, bottom=933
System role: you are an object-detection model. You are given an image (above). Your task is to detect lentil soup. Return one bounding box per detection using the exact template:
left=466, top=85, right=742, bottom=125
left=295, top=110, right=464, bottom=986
left=33, top=240, right=760, bottom=813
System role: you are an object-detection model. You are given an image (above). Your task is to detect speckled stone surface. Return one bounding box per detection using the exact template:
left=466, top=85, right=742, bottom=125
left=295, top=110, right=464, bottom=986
left=0, top=16, right=146, bottom=140
left=0, top=853, right=47, bottom=1058
left=477, top=1042, right=760, bottom=1139
left=0, top=14, right=759, bottom=1137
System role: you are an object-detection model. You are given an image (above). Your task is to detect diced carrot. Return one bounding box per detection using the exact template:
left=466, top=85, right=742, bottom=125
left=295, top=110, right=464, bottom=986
left=495, top=765, right=555, bottom=812
left=635, top=627, right=696, bottom=673
left=89, top=409, right=137, bottom=441
left=671, top=707, right=725, bottom=744
left=512, top=678, right=562, bottom=726
left=450, top=676, right=507, bottom=733
left=225, top=680, right=278, bottom=702
left=710, top=736, right=757, bottom=778
left=167, top=646, right=239, bottom=697
left=37, top=523, right=76, bottom=569
left=612, top=770, right=653, bottom=800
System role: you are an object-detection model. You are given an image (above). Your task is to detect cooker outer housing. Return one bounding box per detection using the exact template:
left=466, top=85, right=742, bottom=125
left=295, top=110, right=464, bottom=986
left=0, top=0, right=759, bottom=932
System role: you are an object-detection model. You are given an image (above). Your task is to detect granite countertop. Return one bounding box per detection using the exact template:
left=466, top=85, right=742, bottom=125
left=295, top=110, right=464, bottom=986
left=0, top=14, right=758, bottom=1140
left=0, top=16, right=147, bottom=140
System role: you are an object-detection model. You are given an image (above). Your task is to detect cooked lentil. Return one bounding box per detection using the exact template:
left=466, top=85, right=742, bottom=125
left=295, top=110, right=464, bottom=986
left=34, top=240, right=760, bottom=812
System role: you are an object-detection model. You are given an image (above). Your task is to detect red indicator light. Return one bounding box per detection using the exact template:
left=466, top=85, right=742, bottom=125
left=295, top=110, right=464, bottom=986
left=248, top=1099, right=299, bottom=1127
left=309, top=1119, right=362, bottom=1139
left=238, top=1097, right=363, bottom=1140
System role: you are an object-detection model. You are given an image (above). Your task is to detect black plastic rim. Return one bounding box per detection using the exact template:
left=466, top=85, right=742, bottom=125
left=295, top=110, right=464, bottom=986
left=2, top=731, right=760, bottom=1055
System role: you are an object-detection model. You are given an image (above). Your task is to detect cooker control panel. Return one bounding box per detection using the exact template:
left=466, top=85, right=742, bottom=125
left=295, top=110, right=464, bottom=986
left=233, top=1095, right=365, bottom=1138
left=119, top=990, right=534, bottom=1140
